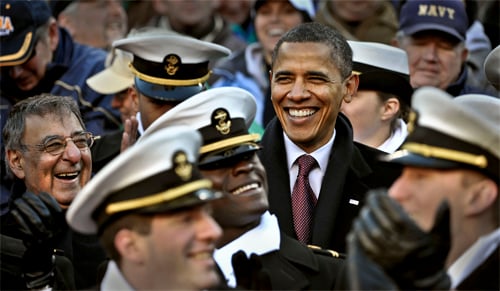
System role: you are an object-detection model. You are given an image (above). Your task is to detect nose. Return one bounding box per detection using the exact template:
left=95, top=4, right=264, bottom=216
left=387, top=176, right=409, bottom=203
left=9, top=65, right=24, bottom=78
left=269, top=10, right=281, bottom=22
left=108, top=0, right=125, bottom=17
left=421, top=43, right=438, bottom=62
left=232, top=158, right=255, bottom=175
left=287, top=79, right=310, bottom=100
left=198, top=210, right=222, bottom=242
left=111, top=96, right=123, bottom=109
left=61, top=139, right=83, bottom=163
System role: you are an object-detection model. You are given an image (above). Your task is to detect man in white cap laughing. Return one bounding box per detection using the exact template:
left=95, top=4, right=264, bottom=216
left=66, top=126, right=223, bottom=290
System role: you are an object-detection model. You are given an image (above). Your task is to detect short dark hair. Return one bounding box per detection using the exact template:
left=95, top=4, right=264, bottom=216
left=271, top=22, right=353, bottom=80
left=99, top=214, right=153, bottom=266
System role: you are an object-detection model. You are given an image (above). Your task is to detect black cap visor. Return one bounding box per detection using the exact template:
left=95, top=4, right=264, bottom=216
left=199, top=143, right=261, bottom=170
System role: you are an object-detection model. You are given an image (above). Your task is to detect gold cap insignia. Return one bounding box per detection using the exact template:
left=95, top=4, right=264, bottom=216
left=173, top=151, right=192, bottom=181
left=213, top=109, right=232, bottom=135
left=407, top=110, right=418, bottom=134
left=164, top=54, right=180, bottom=76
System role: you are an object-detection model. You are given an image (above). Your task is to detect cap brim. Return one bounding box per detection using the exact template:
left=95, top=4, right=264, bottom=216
left=87, top=68, right=134, bottom=95
left=403, top=23, right=464, bottom=42
left=359, top=72, right=413, bottom=106
left=382, top=149, right=464, bottom=169
left=0, top=29, right=36, bottom=67
left=134, top=76, right=204, bottom=101
left=136, top=188, right=222, bottom=215
left=199, top=143, right=261, bottom=170
left=95, top=184, right=222, bottom=235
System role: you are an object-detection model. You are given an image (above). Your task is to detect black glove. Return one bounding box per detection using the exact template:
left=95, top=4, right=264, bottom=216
left=349, top=189, right=451, bottom=290
left=346, top=231, right=398, bottom=290
left=232, top=251, right=272, bottom=290
left=10, top=192, right=65, bottom=289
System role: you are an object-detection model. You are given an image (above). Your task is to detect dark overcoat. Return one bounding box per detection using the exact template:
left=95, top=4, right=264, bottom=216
left=259, top=114, right=401, bottom=253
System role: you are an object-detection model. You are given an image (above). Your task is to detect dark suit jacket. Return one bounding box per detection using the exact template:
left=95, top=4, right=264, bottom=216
left=259, top=114, right=401, bottom=253
left=456, top=245, right=500, bottom=290
left=221, top=232, right=345, bottom=290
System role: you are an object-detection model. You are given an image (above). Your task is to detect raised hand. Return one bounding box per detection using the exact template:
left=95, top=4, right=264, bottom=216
left=348, top=189, right=451, bottom=290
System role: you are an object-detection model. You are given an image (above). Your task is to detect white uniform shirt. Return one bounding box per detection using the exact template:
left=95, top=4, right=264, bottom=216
left=448, top=228, right=500, bottom=288
left=213, top=211, right=281, bottom=287
left=100, top=261, right=135, bottom=290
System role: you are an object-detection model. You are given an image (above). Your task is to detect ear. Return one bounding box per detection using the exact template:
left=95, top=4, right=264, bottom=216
left=391, top=37, right=400, bottom=48
left=381, top=97, right=400, bottom=121
left=47, top=18, right=60, bottom=52
left=6, top=149, right=25, bottom=179
left=152, top=0, right=168, bottom=14
left=114, top=228, right=146, bottom=264
left=128, top=87, right=139, bottom=112
left=343, top=74, right=359, bottom=104
left=461, top=47, right=469, bottom=64
left=131, top=86, right=140, bottom=104
left=464, top=178, right=498, bottom=217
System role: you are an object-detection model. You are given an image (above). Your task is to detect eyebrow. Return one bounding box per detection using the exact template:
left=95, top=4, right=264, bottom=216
left=273, top=70, right=334, bottom=80
left=40, top=130, right=86, bottom=142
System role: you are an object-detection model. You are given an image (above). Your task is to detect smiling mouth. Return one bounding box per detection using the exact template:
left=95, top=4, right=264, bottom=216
left=230, top=183, right=260, bottom=195
left=268, top=28, right=285, bottom=37
left=192, top=251, right=213, bottom=260
left=55, top=171, right=79, bottom=180
left=288, top=108, right=316, bottom=117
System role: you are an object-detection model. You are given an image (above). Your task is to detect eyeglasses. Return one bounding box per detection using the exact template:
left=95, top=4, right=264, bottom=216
left=21, top=132, right=100, bottom=156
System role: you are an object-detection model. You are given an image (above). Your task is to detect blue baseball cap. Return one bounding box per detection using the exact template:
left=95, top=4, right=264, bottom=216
left=0, top=0, right=52, bottom=67
left=399, top=0, right=468, bottom=42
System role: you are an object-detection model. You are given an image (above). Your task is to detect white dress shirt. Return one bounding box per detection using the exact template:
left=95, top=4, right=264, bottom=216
left=213, top=211, right=281, bottom=287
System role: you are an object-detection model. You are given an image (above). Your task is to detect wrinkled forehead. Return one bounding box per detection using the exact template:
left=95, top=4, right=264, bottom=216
left=23, top=112, right=84, bottom=142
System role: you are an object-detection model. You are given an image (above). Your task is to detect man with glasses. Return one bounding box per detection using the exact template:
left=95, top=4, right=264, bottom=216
left=1, top=94, right=106, bottom=290
left=0, top=0, right=120, bottom=216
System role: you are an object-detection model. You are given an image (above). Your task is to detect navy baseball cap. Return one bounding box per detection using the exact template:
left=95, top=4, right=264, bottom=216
left=399, top=0, right=468, bottom=42
left=0, top=0, right=52, bottom=67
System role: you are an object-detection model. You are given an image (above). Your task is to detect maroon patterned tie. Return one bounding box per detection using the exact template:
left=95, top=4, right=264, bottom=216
left=291, top=154, right=318, bottom=244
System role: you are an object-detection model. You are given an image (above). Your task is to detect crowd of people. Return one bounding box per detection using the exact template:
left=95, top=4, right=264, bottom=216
left=1, top=0, right=499, bottom=290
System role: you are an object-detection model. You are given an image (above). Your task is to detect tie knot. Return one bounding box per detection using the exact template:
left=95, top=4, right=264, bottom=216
left=296, top=154, right=317, bottom=176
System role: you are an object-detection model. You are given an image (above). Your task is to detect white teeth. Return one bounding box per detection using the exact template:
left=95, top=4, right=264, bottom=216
left=268, top=28, right=285, bottom=37
left=193, top=252, right=211, bottom=260
left=231, top=183, right=259, bottom=195
left=289, top=109, right=315, bottom=117
left=57, top=172, right=78, bottom=177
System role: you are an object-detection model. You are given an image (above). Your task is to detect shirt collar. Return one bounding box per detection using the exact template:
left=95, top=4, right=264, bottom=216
left=283, top=129, right=336, bottom=172
left=448, top=228, right=500, bottom=288
left=213, top=211, right=281, bottom=287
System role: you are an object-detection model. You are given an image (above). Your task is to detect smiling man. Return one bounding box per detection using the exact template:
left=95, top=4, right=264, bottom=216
left=67, top=126, right=223, bottom=290
left=393, top=0, right=495, bottom=97
left=1, top=94, right=107, bottom=290
left=259, top=22, right=401, bottom=253
left=3, top=95, right=93, bottom=210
